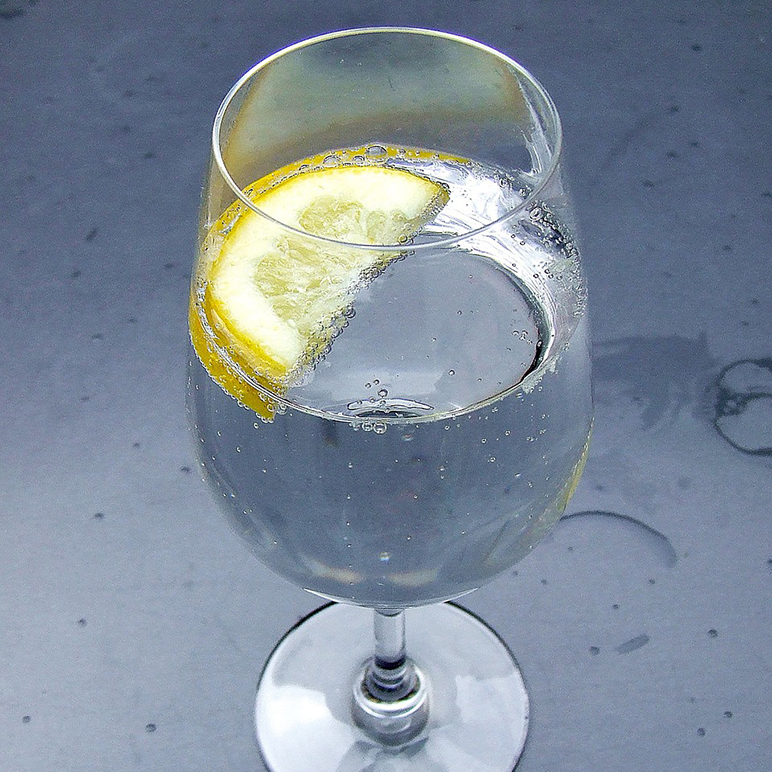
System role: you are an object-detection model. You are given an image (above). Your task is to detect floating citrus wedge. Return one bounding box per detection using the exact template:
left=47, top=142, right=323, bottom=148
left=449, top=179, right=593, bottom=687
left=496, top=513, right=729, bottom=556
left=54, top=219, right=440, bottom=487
left=190, top=154, right=449, bottom=419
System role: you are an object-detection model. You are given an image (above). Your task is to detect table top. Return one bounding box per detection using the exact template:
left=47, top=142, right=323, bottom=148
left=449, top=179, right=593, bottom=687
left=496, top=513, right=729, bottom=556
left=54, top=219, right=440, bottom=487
left=2, top=1, right=771, bottom=770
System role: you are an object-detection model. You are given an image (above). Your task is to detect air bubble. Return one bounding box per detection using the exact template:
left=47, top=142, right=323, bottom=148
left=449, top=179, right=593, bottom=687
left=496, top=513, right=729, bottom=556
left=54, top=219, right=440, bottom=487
left=448, top=369, right=456, bottom=376
left=377, top=389, right=388, bottom=398
left=366, top=145, right=388, bottom=158
left=373, top=422, right=387, bottom=434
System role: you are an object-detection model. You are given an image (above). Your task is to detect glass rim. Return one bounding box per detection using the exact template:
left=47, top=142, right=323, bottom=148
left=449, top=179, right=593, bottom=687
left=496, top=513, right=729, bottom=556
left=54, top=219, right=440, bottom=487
left=211, top=26, right=564, bottom=252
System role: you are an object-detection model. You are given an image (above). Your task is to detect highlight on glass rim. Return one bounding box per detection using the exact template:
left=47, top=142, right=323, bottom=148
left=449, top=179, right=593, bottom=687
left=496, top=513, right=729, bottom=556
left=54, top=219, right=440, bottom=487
left=187, top=27, right=592, bottom=772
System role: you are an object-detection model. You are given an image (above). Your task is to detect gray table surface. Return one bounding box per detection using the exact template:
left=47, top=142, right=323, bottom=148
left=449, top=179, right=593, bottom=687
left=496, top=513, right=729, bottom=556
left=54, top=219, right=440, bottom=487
left=2, top=1, right=771, bottom=770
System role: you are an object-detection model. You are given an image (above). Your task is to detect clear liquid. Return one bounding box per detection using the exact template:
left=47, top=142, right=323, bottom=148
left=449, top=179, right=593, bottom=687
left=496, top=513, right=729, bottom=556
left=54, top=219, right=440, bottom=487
left=189, top=152, right=592, bottom=607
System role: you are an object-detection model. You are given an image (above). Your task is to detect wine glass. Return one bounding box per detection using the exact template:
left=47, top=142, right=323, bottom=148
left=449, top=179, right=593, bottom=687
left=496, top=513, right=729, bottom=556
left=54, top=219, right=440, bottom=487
left=187, top=28, right=592, bottom=772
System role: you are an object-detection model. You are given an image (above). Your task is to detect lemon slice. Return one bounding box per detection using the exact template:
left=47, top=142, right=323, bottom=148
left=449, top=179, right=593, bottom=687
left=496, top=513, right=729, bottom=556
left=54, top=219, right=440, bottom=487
left=191, top=153, right=449, bottom=418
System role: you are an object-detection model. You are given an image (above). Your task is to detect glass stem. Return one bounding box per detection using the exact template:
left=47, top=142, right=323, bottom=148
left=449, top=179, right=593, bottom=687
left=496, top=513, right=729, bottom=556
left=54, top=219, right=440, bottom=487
left=351, top=608, right=429, bottom=745
left=366, top=609, right=415, bottom=700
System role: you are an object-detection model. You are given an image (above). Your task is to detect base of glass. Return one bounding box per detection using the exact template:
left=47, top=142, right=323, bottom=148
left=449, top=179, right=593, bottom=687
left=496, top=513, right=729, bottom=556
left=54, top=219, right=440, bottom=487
left=255, top=602, right=529, bottom=772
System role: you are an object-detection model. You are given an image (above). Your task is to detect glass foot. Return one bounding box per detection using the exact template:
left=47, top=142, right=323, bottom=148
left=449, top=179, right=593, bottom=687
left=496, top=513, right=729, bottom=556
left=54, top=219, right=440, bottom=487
left=255, top=602, right=529, bottom=772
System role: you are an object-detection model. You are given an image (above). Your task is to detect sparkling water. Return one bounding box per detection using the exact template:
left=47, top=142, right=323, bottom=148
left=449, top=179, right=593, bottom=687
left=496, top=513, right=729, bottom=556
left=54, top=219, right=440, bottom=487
left=188, top=151, right=592, bottom=607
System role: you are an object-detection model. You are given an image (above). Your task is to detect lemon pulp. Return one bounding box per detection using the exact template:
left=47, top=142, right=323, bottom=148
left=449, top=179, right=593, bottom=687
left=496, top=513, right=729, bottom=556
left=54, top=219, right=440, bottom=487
left=190, top=147, right=450, bottom=419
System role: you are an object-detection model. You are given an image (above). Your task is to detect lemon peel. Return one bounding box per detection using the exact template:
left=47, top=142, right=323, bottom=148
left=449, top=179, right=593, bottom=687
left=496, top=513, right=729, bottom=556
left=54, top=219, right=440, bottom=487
left=190, top=148, right=450, bottom=419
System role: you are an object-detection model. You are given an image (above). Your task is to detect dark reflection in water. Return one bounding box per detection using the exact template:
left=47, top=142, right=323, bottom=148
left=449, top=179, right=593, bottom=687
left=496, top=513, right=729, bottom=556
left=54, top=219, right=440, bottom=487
left=593, top=336, right=772, bottom=456
left=593, top=333, right=716, bottom=429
